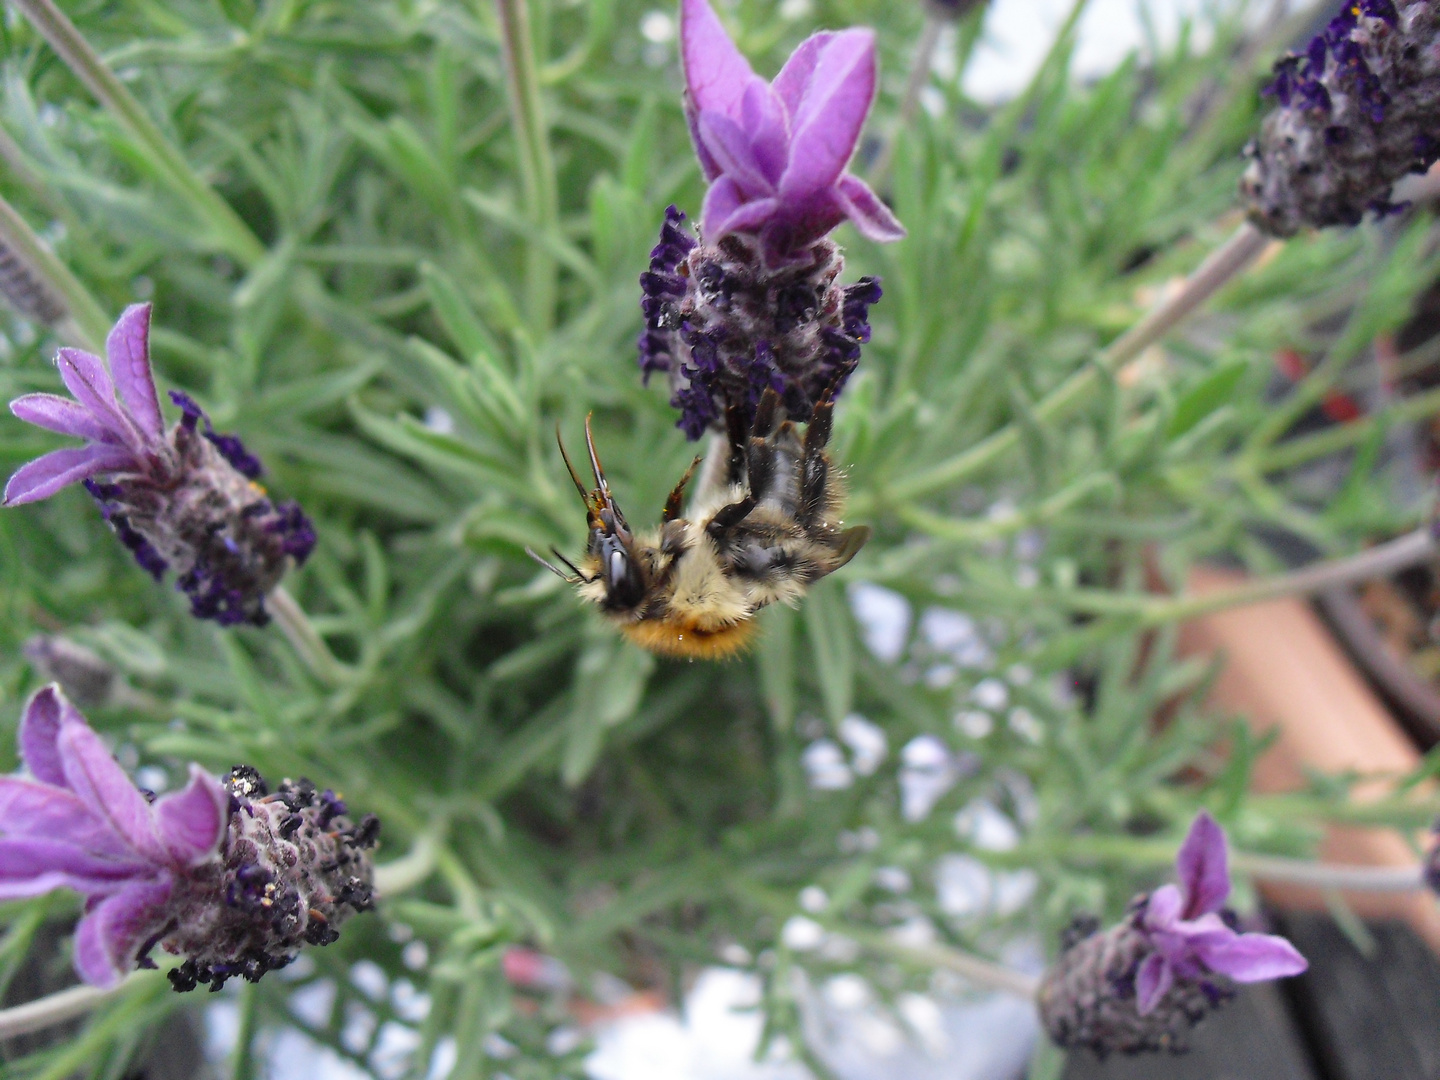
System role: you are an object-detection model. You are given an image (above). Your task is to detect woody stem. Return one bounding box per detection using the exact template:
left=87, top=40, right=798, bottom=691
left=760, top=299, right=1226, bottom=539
left=1234, top=853, right=1425, bottom=893
left=267, top=585, right=351, bottom=687
left=0, top=973, right=146, bottom=1041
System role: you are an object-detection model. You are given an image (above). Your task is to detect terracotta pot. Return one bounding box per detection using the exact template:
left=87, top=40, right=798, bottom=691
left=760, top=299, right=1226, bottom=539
left=1177, top=566, right=1440, bottom=950
left=1318, top=584, right=1440, bottom=747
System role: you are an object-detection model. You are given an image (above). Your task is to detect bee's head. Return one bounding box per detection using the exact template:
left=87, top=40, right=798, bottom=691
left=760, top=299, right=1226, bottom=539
left=528, top=418, right=649, bottom=612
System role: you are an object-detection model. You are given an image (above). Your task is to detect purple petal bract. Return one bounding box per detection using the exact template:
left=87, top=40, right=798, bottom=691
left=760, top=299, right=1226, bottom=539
left=57, top=716, right=165, bottom=862
left=106, top=303, right=164, bottom=440
left=1177, top=810, right=1232, bottom=918
left=19, top=685, right=69, bottom=787
left=2, top=444, right=135, bottom=506
left=72, top=877, right=172, bottom=988
left=10, top=393, right=118, bottom=444
left=153, top=765, right=227, bottom=866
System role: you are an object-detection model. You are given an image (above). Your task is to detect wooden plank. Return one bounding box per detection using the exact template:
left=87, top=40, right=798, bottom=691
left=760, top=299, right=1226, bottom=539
left=1061, top=981, right=1317, bottom=1080
left=1276, top=912, right=1440, bottom=1080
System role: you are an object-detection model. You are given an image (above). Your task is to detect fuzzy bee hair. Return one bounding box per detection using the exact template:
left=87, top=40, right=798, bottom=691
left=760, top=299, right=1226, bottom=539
left=530, top=388, right=870, bottom=660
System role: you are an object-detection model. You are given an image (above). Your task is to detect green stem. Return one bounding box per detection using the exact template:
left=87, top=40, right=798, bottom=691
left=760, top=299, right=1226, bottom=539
left=0, top=972, right=145, bottom=1041
left=374, top=832, right=441, bottom=897
left=229, top=980, right=259, bottom=1080
left=1232, top=854, right=1422, bottom=893
left=266, top=584, right=352, bottom=687
left=1005, top=833, right=1427, bottom=894
left=1138, top=525, right=1436, bottom=624
left=1258, top=381, right=1440, bottom=473
left=997, top=525, right=1434, bottom=623
left=0, top=189, right=108, bottom=348
left=10, top=0, right=264, bottom=268
left=852, top=928, right=1041, bottom=999
left=868, top=14, right=944, bottom=188
left=877, top=222, right=1271, bottom=509
left=493, top=0, right=558, bottom=332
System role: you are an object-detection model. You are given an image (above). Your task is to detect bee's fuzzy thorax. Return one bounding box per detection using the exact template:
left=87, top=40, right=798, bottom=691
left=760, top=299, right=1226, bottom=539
left=553, top=385, right=868, bottom=659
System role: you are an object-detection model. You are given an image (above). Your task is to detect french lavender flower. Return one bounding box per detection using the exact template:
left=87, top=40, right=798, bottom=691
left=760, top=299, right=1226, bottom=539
left=639, top=0, right=904, bottom=439
left=1241, top=0, right=1440, bottom=236
left=3, top=304, right=315, bottom=626
left=1037, top=812, right=1308, bottom=1056
left=0, top=685, right=378, bottom=992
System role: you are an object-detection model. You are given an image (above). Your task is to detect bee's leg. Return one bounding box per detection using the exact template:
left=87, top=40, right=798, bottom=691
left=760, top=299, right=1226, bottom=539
left=751, top=388, right=781, bottom=439
left=706, top=494, right=757, bottom=540
left=797, top=389, right=836, bottom=527
left=723, top=404, right=748, bottom=485
left=742, top=387, right=786, bottom=502
left=662, top=456, right=703, bottom=522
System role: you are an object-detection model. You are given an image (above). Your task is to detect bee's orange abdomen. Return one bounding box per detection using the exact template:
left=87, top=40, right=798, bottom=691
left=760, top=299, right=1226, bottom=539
left=619, top=617, right=756, bottom=659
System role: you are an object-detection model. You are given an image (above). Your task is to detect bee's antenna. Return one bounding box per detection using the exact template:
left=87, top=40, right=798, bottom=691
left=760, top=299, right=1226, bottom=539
left=555, top=425, right=590, bottom=504
left=583, top=413, right=611, bottom=498
left=550, top=547, right=589, bottom=581
left=526, top=545, right=585, bottom=583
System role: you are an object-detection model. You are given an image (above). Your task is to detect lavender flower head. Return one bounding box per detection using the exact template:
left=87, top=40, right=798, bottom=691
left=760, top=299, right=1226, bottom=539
left=1242, top=0, right=1440, bottom=235
left=640, top=0, right=904, bottom=438
left=0, top=685, right=377, bottom=991
left=3, top=304, right=315, bottom=626
left=1038, top=812, right=1308, bottom=1056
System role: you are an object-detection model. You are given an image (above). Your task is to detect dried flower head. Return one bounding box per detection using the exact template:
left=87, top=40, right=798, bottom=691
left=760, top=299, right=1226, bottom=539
left=0, top=686, right=377, bottom=991
left=1242, top=0, right=1440, bottom=235
left=640, top=0, right=901, bottom=437
left=4, top=304, right=315, bottom=626
left=1038, top=812, right=1308, bottom=1056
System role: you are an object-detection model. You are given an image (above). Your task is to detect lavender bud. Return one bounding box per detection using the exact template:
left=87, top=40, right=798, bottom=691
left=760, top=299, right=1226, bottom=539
left=0, top=238, right=66, bottom=325
left=638, top=207, right=881, bottom=437
left=23, top=634, right=115, bottom=708
left=925, top=0, right=987, bottom=20
left=1242, top=0, right=1440, bottom=236
left=163, top=769, right=378, bottom=993
left=1038, top=908, right=1235, bottom=1056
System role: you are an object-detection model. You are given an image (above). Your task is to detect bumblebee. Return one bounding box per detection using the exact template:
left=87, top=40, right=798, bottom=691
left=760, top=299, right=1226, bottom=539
left=530, top=388, right=870, bottom=659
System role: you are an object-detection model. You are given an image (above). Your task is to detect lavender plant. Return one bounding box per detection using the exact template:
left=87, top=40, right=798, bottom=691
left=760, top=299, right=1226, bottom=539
left=0, top=0, right=1434, bottom=1077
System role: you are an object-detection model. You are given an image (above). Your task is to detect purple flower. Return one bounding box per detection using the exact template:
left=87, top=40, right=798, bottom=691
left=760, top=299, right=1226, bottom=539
left=4, top=304, right=316, bottom=626
left=1038, top=811, right=1307, bottom=1056
left=0, top=685, right=228, bottom=987
left=1244, top=0, right=1440, bottom=235
left=0, top=686, right=378, bottom=991
left=680, top=0, right=904, bottom=264
left=1131, top=812, right=1307, bottom=1015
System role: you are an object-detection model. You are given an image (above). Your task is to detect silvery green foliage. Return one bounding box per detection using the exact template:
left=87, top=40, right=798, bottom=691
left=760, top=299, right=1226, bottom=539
left=0, top=0, right=1435, bottom=1077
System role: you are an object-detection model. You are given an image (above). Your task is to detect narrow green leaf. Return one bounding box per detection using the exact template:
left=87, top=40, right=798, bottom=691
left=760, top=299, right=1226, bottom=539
left=1167, top=360, right=1247, bottom=439
left=804, top=583, right=854, bottom=725
left=755, top=603, right=797, bottom=732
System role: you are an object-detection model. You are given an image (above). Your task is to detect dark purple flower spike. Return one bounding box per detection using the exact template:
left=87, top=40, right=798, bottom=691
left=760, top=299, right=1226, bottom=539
left=640, top=1, right=903, bottom=439
left=0, top=686, right=377, bottom=990
left=1038, top=811, right=1308, bottom=1056
left=1243, top=0, right=1440, bottom=234
left=4, top=304, right=315, bottom=626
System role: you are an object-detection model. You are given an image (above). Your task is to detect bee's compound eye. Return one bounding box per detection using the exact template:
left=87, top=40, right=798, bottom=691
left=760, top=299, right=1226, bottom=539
left=598, top=538, right=646, bottom=609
